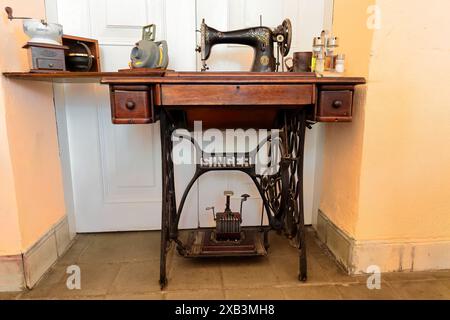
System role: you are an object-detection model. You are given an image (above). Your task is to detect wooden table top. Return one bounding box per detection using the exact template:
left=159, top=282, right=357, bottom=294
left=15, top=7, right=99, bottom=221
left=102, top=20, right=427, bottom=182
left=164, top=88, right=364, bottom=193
left=3, top=70, right=366, bottom=85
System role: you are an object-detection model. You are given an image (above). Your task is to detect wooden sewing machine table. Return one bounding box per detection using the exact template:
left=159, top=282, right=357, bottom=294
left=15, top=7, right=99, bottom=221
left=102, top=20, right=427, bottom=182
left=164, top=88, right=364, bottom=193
left=3, top=71, right=365, bottom=288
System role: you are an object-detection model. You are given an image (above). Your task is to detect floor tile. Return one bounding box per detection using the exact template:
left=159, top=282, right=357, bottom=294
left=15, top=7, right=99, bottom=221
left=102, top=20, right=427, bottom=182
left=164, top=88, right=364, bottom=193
left=431, top=270, right=450, bottom=279
left=220, top=257, right=278, bottom=289
left=25, top=263, right=120, bottom=299
left=313, top=254, right=358, bottom=284
left=224, top=288, right=285, bottom=300
left=388, top=280, right=450, bottom=300
left=440, top=279, right=450, bottom=291
left=54, top=295, right=106, bottom=300
left=167, top=256, right=223, bottom=291
left=109, top=261, right=161, bottom=294
left=166, top=289, right=225, bottom=300
left=305, top=229, right=328, bottom=255
left=267, top=232, right=299, bottom=257
left=383, top=271, right=437, bottom=282
left=268, top=254, right=330, bottom=285
left=105, top=292, right=164, bottom=300
left=13, top=229, right=450, bottom=300
left=19, top=264, right=67, bottom=299
left=57, top=234, right=92, bottom=265
left=336, top=283, right=399, bottom=300
left=0, top=292, right=21, bottom=300
left=282, top=285, right=342, bottom=300
left=78, top=231, right=160, bottom=264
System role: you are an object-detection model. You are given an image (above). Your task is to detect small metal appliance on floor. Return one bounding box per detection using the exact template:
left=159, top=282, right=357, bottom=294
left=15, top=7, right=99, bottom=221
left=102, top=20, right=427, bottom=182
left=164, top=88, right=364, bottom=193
left=208, top=191, right=247, bottom=241
left=184, top=191, right=268, bottom=258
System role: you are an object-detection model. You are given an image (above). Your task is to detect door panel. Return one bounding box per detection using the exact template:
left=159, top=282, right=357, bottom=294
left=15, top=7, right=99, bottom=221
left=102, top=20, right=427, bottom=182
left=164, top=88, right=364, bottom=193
left=55, top=0, right=197, bottom=232
left=89, top=0, right=166, bottom=45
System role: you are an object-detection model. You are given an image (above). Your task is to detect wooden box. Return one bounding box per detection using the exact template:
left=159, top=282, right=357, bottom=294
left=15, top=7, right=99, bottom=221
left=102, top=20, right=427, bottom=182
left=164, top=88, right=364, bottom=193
left=23, top=42, right=68, bottom=72
left=62, top=35, right=101, bottom=72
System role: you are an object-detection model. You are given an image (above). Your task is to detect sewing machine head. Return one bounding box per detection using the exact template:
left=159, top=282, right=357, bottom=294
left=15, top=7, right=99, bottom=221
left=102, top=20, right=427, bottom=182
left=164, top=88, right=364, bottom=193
left=196, top=18, right=292, bottom=72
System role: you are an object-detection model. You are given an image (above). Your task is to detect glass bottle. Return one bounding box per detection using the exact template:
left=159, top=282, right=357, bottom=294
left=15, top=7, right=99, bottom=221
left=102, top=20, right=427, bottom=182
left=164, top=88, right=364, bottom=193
left=315, top=53, right=325, bottom=73
left=335, top=54, right=345, bottom=73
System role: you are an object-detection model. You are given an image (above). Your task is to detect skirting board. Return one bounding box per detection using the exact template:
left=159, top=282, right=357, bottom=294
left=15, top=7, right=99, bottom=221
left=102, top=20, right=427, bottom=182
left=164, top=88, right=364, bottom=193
left=0, top=216, right=74, bottom=292
left=315, top=210, right=450, bottom=274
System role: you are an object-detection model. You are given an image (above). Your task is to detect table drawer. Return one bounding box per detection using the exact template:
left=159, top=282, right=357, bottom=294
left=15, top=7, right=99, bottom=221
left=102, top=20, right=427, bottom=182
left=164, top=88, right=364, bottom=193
left=110, top=86, right=153, bottom=124
left=317, top=90, right=353, bottom=122
left=161, top=84, right=314, bottom=106
left=36, top=58, right=65, bottom=70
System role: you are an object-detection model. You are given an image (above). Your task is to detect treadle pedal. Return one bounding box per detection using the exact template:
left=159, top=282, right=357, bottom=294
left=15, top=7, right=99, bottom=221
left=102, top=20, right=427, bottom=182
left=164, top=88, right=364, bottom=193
left=184, top=228, right=267, bottom=257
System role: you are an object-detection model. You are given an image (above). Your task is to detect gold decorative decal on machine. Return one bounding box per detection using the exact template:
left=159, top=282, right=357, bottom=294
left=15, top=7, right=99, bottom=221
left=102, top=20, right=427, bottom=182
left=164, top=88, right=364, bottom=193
left=260, top=55, right=270, bottom=66
left=246, top=28, right=270, bottom=47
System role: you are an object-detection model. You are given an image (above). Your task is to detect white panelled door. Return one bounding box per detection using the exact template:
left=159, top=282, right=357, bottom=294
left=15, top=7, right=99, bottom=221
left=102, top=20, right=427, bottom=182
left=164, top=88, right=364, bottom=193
left=52, top=0, right=329, bottom=232
left=54, top=0, right=198, bottom=232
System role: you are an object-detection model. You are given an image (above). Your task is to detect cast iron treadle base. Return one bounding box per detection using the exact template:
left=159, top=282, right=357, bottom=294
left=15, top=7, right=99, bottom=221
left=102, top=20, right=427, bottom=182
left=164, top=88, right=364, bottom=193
left=184, top=228, right=267, bottom=257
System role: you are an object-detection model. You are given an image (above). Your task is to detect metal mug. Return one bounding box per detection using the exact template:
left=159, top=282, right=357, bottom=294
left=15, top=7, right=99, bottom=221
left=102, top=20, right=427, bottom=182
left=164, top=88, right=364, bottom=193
left=285, top=51, right=313, bottom=72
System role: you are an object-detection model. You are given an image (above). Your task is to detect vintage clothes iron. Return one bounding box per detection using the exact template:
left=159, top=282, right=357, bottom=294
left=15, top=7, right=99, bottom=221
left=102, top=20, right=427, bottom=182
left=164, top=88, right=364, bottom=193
left=130, top=24, right=169, bottom=69
left=196, top=18, right=292, bottom=72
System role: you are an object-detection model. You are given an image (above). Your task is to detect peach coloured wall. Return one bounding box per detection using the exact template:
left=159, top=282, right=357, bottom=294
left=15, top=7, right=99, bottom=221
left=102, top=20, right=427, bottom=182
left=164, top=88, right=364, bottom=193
left=356, top=0, right=450, bottom=241
left=320, top=0, right=374, bottom=235
left=0, top=71, right=22, bottom=256
left=321, top=0, right=450, bottom=241
left=0, top=0, right=66, bottom=253
left=332, top=0, right=375, bottom=77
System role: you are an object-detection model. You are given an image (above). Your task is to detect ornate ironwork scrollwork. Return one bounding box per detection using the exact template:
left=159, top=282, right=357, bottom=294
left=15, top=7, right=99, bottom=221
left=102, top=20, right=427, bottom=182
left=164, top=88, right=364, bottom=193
left=257, top=111, right=306, bottom=240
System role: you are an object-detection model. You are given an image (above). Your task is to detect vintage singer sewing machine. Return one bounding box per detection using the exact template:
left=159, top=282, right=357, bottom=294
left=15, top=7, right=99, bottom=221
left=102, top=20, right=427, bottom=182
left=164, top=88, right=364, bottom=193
left=196, top=18, right=292, bottom=72
left=101, top=71, right=365, bottom=289
left=103, top=19, right=364, bottom=289
left=3, top=18, right=365, bottom=290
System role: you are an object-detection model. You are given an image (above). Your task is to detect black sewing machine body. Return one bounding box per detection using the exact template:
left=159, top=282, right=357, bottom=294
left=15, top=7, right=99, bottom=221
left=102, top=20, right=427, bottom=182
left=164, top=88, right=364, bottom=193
left=198, top=18, right=291, bottom=72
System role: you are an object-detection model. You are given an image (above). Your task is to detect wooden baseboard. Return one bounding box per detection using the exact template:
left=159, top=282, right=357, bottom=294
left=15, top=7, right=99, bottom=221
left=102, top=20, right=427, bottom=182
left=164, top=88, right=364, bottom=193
left=0, top=216, right=74, bottom=292
left=0, top=255, right=25, bottom=292
left=315, top=210, right=450, bottom=274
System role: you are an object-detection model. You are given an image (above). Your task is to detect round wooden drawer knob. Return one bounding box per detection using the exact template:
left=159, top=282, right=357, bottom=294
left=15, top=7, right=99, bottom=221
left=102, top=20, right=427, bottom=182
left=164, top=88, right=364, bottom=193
left=332, top=100, right=343, bottom=109
left=125, top=101, right=136, bottom=110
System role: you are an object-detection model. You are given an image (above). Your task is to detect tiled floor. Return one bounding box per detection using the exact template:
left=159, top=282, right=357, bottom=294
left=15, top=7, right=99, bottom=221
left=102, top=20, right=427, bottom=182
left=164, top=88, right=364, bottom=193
left=2, top=228, right=449, bottom=300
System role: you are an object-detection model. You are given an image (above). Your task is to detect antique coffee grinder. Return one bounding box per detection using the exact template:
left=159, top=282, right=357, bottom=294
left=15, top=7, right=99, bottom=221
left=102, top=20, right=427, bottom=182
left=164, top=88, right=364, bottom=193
left=5, top=7, right=68, bottom=72
left=206, top=192, right=250, bottom=241
left=196, top=18, right=292, bottom=72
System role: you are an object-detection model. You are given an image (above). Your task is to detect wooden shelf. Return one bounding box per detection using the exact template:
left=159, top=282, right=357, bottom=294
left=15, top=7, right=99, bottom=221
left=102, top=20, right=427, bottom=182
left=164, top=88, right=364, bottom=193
left=2, top=71, right=167, bottom=83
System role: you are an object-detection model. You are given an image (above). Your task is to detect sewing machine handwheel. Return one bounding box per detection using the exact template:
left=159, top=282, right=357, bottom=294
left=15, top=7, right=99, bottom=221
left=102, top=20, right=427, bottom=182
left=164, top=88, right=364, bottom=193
left=280, top=18, right=292, bottom=57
